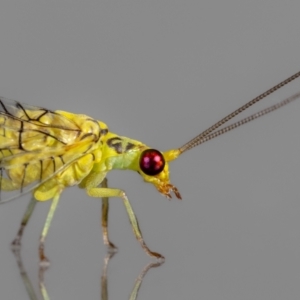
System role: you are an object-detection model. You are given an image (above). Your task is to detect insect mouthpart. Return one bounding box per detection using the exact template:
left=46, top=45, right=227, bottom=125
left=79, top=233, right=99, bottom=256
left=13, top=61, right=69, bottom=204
left=157, top=183, right=182, bottom=200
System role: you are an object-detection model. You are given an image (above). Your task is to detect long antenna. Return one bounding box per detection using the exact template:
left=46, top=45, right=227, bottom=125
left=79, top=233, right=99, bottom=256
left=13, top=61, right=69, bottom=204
left=185, top=92, right=300, bottom=147
left=179, top=71, right=300, bottom=153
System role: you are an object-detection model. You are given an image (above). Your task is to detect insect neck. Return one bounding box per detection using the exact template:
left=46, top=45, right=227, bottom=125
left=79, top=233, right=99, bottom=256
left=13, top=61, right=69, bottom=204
left=101, top=132, right=146, bottom=171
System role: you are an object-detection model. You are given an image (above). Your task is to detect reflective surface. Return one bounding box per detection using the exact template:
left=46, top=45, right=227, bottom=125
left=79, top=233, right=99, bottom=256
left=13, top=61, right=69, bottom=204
left=12, top=248, right=163, bottom=300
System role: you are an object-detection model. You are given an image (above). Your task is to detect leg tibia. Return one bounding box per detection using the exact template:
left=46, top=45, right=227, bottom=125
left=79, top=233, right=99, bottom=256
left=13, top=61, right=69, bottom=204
left=87, top=186, right=164, bottom=260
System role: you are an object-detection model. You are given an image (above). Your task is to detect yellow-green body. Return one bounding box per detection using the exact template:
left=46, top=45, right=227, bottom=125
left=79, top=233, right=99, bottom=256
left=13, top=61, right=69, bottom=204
left=1, top=70, right=299, bottom=264
left=0, top=101, right=179, bottom=203
left=0, top=98, right=179, bottom=262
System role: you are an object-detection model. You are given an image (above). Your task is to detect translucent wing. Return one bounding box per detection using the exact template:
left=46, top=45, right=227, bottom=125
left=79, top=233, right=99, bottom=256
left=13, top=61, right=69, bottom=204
left=0, top=97, right=82, bottom=150
left=0, top=97, right=103, bottom=203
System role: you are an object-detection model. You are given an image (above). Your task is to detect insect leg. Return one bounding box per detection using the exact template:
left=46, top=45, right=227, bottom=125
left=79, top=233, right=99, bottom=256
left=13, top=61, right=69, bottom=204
left=39, top=193, right=60, bottom=266
left=39, top=262, right=50, bottom=300
left=87, top=187, right=164, bottom=261
left=101, top=178, right=117, bottom=251
left=101, top=252, right=115, bottom=300
left=11, top=197, right=37, bottom=248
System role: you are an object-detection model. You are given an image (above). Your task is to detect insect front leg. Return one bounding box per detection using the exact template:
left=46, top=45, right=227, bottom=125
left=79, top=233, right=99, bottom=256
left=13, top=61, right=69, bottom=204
left=87, top=186, right=164, bottom=261
left=11, top=196, right=37, bottom=249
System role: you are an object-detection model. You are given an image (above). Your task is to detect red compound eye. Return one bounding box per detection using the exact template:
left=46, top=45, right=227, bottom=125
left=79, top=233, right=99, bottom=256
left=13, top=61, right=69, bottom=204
left=139, top=149, right=165, bottom=176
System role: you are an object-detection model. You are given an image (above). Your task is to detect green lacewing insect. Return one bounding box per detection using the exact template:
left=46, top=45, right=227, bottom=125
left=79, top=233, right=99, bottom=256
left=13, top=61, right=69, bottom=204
left=1, top=71, right=299, bottom=264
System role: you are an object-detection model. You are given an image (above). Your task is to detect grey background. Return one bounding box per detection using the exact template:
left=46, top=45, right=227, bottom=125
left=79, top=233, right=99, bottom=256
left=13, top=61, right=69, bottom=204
left=0, top=1, right=299, bottom=299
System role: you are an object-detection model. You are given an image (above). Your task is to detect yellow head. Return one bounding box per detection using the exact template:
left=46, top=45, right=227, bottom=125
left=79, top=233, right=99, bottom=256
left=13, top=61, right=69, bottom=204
left=137, top=148, right=182, bottom=199
left=102, top=132, right=182, bottom=199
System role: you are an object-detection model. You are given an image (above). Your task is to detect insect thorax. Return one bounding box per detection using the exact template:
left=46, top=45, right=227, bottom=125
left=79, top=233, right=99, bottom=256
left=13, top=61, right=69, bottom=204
left=1, top=110, right=109, bottom=201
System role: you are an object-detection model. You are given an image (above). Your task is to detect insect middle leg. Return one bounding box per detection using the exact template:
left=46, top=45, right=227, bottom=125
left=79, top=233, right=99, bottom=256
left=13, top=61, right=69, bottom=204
left=87, top=186, right=164, bottom=261
left=11, top=197, right=37, bottom=248
left=101, top=178, right=117, bottom=251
